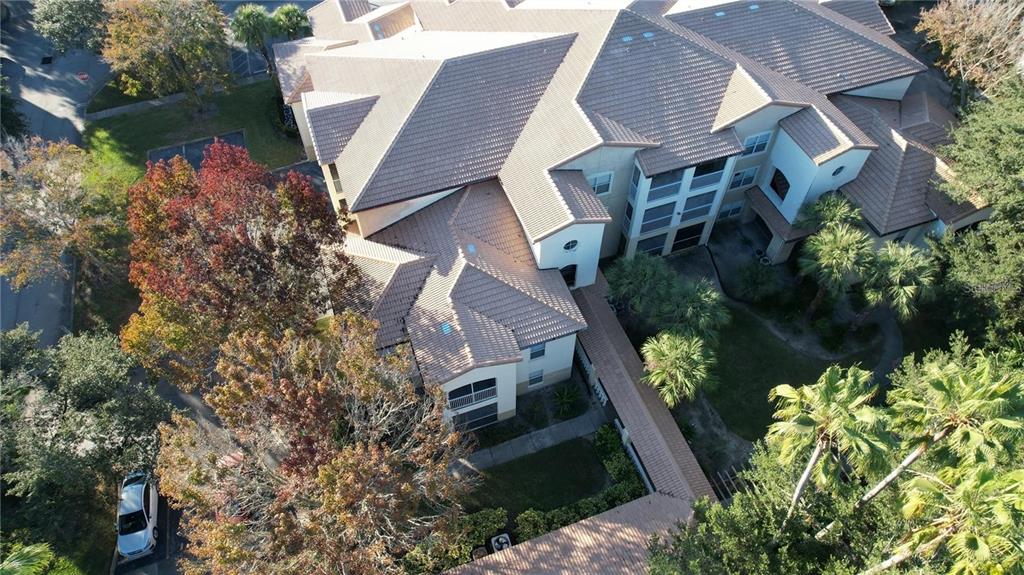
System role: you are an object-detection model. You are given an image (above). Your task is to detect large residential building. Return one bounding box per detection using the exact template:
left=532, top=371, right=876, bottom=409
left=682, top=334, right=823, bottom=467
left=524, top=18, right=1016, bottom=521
left=275, top=0, right=985, bottom=430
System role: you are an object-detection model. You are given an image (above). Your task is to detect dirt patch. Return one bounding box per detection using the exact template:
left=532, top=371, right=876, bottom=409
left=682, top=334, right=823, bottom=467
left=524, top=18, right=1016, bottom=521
left=674, top=396, right=752, bottom=477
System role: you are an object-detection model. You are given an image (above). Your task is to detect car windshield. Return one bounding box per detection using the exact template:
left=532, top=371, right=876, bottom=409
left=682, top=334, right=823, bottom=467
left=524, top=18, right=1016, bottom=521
left=118, top=510, right=147, bottom=535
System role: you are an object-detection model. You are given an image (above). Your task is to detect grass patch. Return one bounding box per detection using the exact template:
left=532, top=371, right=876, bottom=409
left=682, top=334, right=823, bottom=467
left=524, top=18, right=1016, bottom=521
left=84, top=79, right=303, bottom=184
left=86, top=80, right=156, bottom=114
left=464, top=438, right=610, bottom=516
left=708, top=305, right=882, bottom=441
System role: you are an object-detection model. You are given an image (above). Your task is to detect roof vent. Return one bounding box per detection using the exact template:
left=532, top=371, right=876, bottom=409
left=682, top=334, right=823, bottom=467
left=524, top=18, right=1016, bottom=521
left=440, top=322, right=453, bottom=335
left=749, top=4, right=759, bottom=10
left=466, top=243, right=477, bottom=255
left=642, top=31, right=654, bottom=39
left=621, top=35, right=633, bottom=43
left=714, top=11, right=726, bottom=16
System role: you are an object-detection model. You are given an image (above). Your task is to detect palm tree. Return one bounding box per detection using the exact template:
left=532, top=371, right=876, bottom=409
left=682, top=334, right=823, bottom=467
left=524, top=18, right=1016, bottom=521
left=641, top=331, right=714, bottom=408
left=852, top=242, right=936, bottom=330
left=271, top=4, right=310, bottom=40
left=672, top=277, right=730, bottom=342
left=0, top=543, right=54, bottom=575
left=799, top=222, right=873, bottom=319
left=230, top=4, right=279, bottom=73
left=816, top=342, right=1023, bottom=539
left=767, top=365, right=890, bottom=531
left=859, top=466, right=1024, bottom=575
left=796, top=192, right=861, bottom=229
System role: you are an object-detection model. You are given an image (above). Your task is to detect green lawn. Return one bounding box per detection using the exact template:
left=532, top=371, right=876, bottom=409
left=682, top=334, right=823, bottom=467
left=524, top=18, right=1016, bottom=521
left=84, top=79, right=303, bottom=185
left=464, top=438, right=610, bottom=516
left=708, top=305, right=882, bottom=441
left=85, top=80, right=156, bottom=114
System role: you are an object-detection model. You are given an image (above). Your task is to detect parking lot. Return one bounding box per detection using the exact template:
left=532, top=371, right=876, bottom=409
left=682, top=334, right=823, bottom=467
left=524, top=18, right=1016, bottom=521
left=147, top=130, right=245, bottom=169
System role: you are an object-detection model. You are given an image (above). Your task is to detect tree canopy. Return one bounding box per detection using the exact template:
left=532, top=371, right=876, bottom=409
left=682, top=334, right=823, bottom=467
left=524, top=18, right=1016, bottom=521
left=32, top=0, right=108, bottom=54
left=103, top=0, right=230, bottom=108
left=158, top=313, right=471, bottom=575
left=122, top=141, right=356, bottom=385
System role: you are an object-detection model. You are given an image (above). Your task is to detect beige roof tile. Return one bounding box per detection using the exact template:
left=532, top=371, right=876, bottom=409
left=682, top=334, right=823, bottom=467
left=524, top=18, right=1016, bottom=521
left=366, top=180, right=586, bottom=383
left=575, top=275, right=716, bottom=502
left=443, top=493, right=691, bottom=575
left=669, top=0, right=923, bottom=94
left=272, top=38, right=352, bottom=104
left=819, top=0, right=895, bottom=35
left=352, top=33, right=576, bottom=211
left=302, top=92, right=378, bottom=165
left=549, top=170, right=613, bottom=226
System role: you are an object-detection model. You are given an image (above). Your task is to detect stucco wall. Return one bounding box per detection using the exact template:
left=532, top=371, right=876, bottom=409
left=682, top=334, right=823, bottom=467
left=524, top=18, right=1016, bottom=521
left=514, top=333, right=576, bottom=394
left=843, top=75, right=915, bottom=100
left=442, top=361, right=518, bottom=422
left=533, top=224, right=603, bottom=288
left=767, top=130, right=871, bottom=222
left=292, top=101, right=315, bottom=161
left=559, top=146, right=645, bottom=258
left=354, top=186, right=461, bottom=236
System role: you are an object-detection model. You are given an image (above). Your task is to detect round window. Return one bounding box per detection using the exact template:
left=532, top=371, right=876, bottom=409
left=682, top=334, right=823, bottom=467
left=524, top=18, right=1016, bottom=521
left=832, top=166, right=845, bottom=177
left=563, top=240, right=579, bottom=252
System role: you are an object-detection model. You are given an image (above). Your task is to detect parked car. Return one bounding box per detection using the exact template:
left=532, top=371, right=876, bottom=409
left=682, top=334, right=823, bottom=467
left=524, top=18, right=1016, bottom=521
left=117, top=473, right=158, bottom=560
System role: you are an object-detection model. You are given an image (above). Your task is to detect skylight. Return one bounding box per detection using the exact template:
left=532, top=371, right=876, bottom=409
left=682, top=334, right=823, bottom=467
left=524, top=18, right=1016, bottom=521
left=715, top=11, right=725, bottom=17
left=440, top=322, right=453, bottom=335
left=466, top=243, right=477, bottom=254
left=642, top=31, right=655, bottom=39
left=621, top=35, right=633, bottom=43
left=749, top=4, right=759, bottom=10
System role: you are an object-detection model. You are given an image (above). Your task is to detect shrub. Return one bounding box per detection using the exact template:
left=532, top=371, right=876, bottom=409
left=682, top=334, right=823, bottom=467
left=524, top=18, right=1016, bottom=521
left=463, top=508, right=508, bottom=544
left=594, top=424, right=621, bottom=459
left=812, top=318, right=846, bottom=352
left=404, top=508, right=508, bottom=573
left=521, top=400, right=549, bottom=429
left=737, top=262, right=779, bottom=303
left=602, top=450, right=636, bottom=484
left=553, top=384, right=583, bottom=420
left=514, top=509, right=549, bottom=542
left=544, top=506, right=579, bottom=530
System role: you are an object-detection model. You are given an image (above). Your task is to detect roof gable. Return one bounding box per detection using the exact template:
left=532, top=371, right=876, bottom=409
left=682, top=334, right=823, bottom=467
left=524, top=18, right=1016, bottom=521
left=303, top=92, right=378, bottom=165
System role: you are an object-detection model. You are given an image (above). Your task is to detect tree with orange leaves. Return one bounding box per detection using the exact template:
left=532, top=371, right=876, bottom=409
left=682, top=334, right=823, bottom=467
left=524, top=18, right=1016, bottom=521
left=157, top=313, right=471, bottom=575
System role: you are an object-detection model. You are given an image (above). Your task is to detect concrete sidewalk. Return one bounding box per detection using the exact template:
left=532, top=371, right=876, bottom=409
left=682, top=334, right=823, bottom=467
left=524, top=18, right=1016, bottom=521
left=454, top=407, right=607, bottom=475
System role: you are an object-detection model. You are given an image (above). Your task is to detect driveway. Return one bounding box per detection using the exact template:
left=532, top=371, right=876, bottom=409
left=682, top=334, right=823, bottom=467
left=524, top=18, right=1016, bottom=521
left=1, top=3, right=109, bottom=345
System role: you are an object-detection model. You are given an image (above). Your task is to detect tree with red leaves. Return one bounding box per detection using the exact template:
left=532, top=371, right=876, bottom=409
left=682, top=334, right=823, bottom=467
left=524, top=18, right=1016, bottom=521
left=122, top=142, right=356, bottom=386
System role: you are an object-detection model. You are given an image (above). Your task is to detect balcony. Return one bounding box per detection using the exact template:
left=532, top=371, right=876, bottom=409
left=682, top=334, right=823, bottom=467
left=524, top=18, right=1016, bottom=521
left=448, top=386, right=497, bottom=410
left=689, top=170, right=724, bottom=190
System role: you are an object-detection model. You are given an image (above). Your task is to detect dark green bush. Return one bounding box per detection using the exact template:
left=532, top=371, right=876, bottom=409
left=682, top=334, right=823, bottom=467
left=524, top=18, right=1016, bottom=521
left=737, top=262, right=779, bottom=303
left=514, top=509, right=549, bottom=542
left=553, top=383, right=584, bottom=420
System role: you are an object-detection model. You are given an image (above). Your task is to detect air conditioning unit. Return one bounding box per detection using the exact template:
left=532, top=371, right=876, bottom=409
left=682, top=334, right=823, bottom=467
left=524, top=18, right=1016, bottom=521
left=491, top=533, right=512, bottom=551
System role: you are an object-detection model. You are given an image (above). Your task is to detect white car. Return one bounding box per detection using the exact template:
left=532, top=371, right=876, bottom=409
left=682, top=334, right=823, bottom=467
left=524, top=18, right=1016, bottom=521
left=117, top=473, right=158, bottom=560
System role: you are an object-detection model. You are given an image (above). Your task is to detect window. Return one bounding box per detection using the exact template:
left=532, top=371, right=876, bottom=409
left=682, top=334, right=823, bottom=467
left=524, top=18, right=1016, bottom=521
left=529, top=342, right=546, bottom=360
left=448, top=378, right=497, bottom=410
left=672, top=223, right=703, bottom=252
left=623, top=201, right=634, bottom=234
left=328, top=163, right=343, bottom=192
left=717, top=202, right=743, bottom=220
left=641, top=203, right=675, bottom=233
left=680, top=191, right=715, bottom=221
left=636, top=234, right=667, bottom=255
left=742, top=132, right=771, bottom=156
left=529, top=370, right=544, bottom=386
left=454, top=403, right=498, bottom=430
left=690, top=157, right=727, bottom=189
left=769, top=168, right=790, bottom=201
left=730, top=167, right=758, bottom=189
left=372, top=23, right=385, bottom=40
left=629, top=165, right=641, bottom=201
left=832, top=166, right=845, bottom=177
left=648, top=168, right=684, bottom=201
left=563, top=240, right=578, bottom=252
left=588, top=172, right=614, bottom=196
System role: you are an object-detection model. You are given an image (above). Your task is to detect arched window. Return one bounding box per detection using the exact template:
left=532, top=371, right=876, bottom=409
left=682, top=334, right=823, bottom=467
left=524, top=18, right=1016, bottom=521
left=832, top=166, right=845, bottom=177
left=563, top=240, right=578, bottom=252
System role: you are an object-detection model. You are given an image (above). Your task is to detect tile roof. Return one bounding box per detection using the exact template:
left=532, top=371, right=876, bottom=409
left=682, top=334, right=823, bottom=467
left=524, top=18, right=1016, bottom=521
left=668, top=0, right=924, bottom=94
left=366, top=180, right=587, bottom=383
left=899, top=90, right=957, bottom=148
left=833, top=95, right=950, bottom=234
left=352, top=33, right=576, bottom=211
left=746, top=185, right=816, bottom=242
left=575, top=274, right=717, bottom=502
left=302, top=92, right=378, bottom=165
left=579, top=9, right=745, bottom=175
left=584, top=109, right=659, bottom=147
left=819, top=0, right=895, bottom=35
left=272, top=38, right=352, bottom=104
left=443, top=493, right=691, bottom=575
left=549, top=170, right=614, bottom=227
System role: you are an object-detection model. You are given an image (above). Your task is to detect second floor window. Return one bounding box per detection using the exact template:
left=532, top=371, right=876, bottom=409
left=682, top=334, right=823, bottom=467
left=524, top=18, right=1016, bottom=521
left=648, top=168, right=684, bottom=201
left=742, top=132, right=771, bottom=156
left=588, top=172, right=614, bottom=196
left=770, top=168, right=791, bottom=202
left=641, top=202, right=675, bottom=234
left=529, top=342, right=546, bottom=360
left=730, top=167, right=758, bottom=189
left=448, top=378, right=497, bottom=410
left=680, top=191, right=716, bottom=221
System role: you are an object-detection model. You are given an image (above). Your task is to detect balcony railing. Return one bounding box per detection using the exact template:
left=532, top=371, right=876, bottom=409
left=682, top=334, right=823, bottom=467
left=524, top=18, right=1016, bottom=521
left=690, top=170, right=724, bottom=190
left=448, top=387, right=497, bottom=410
